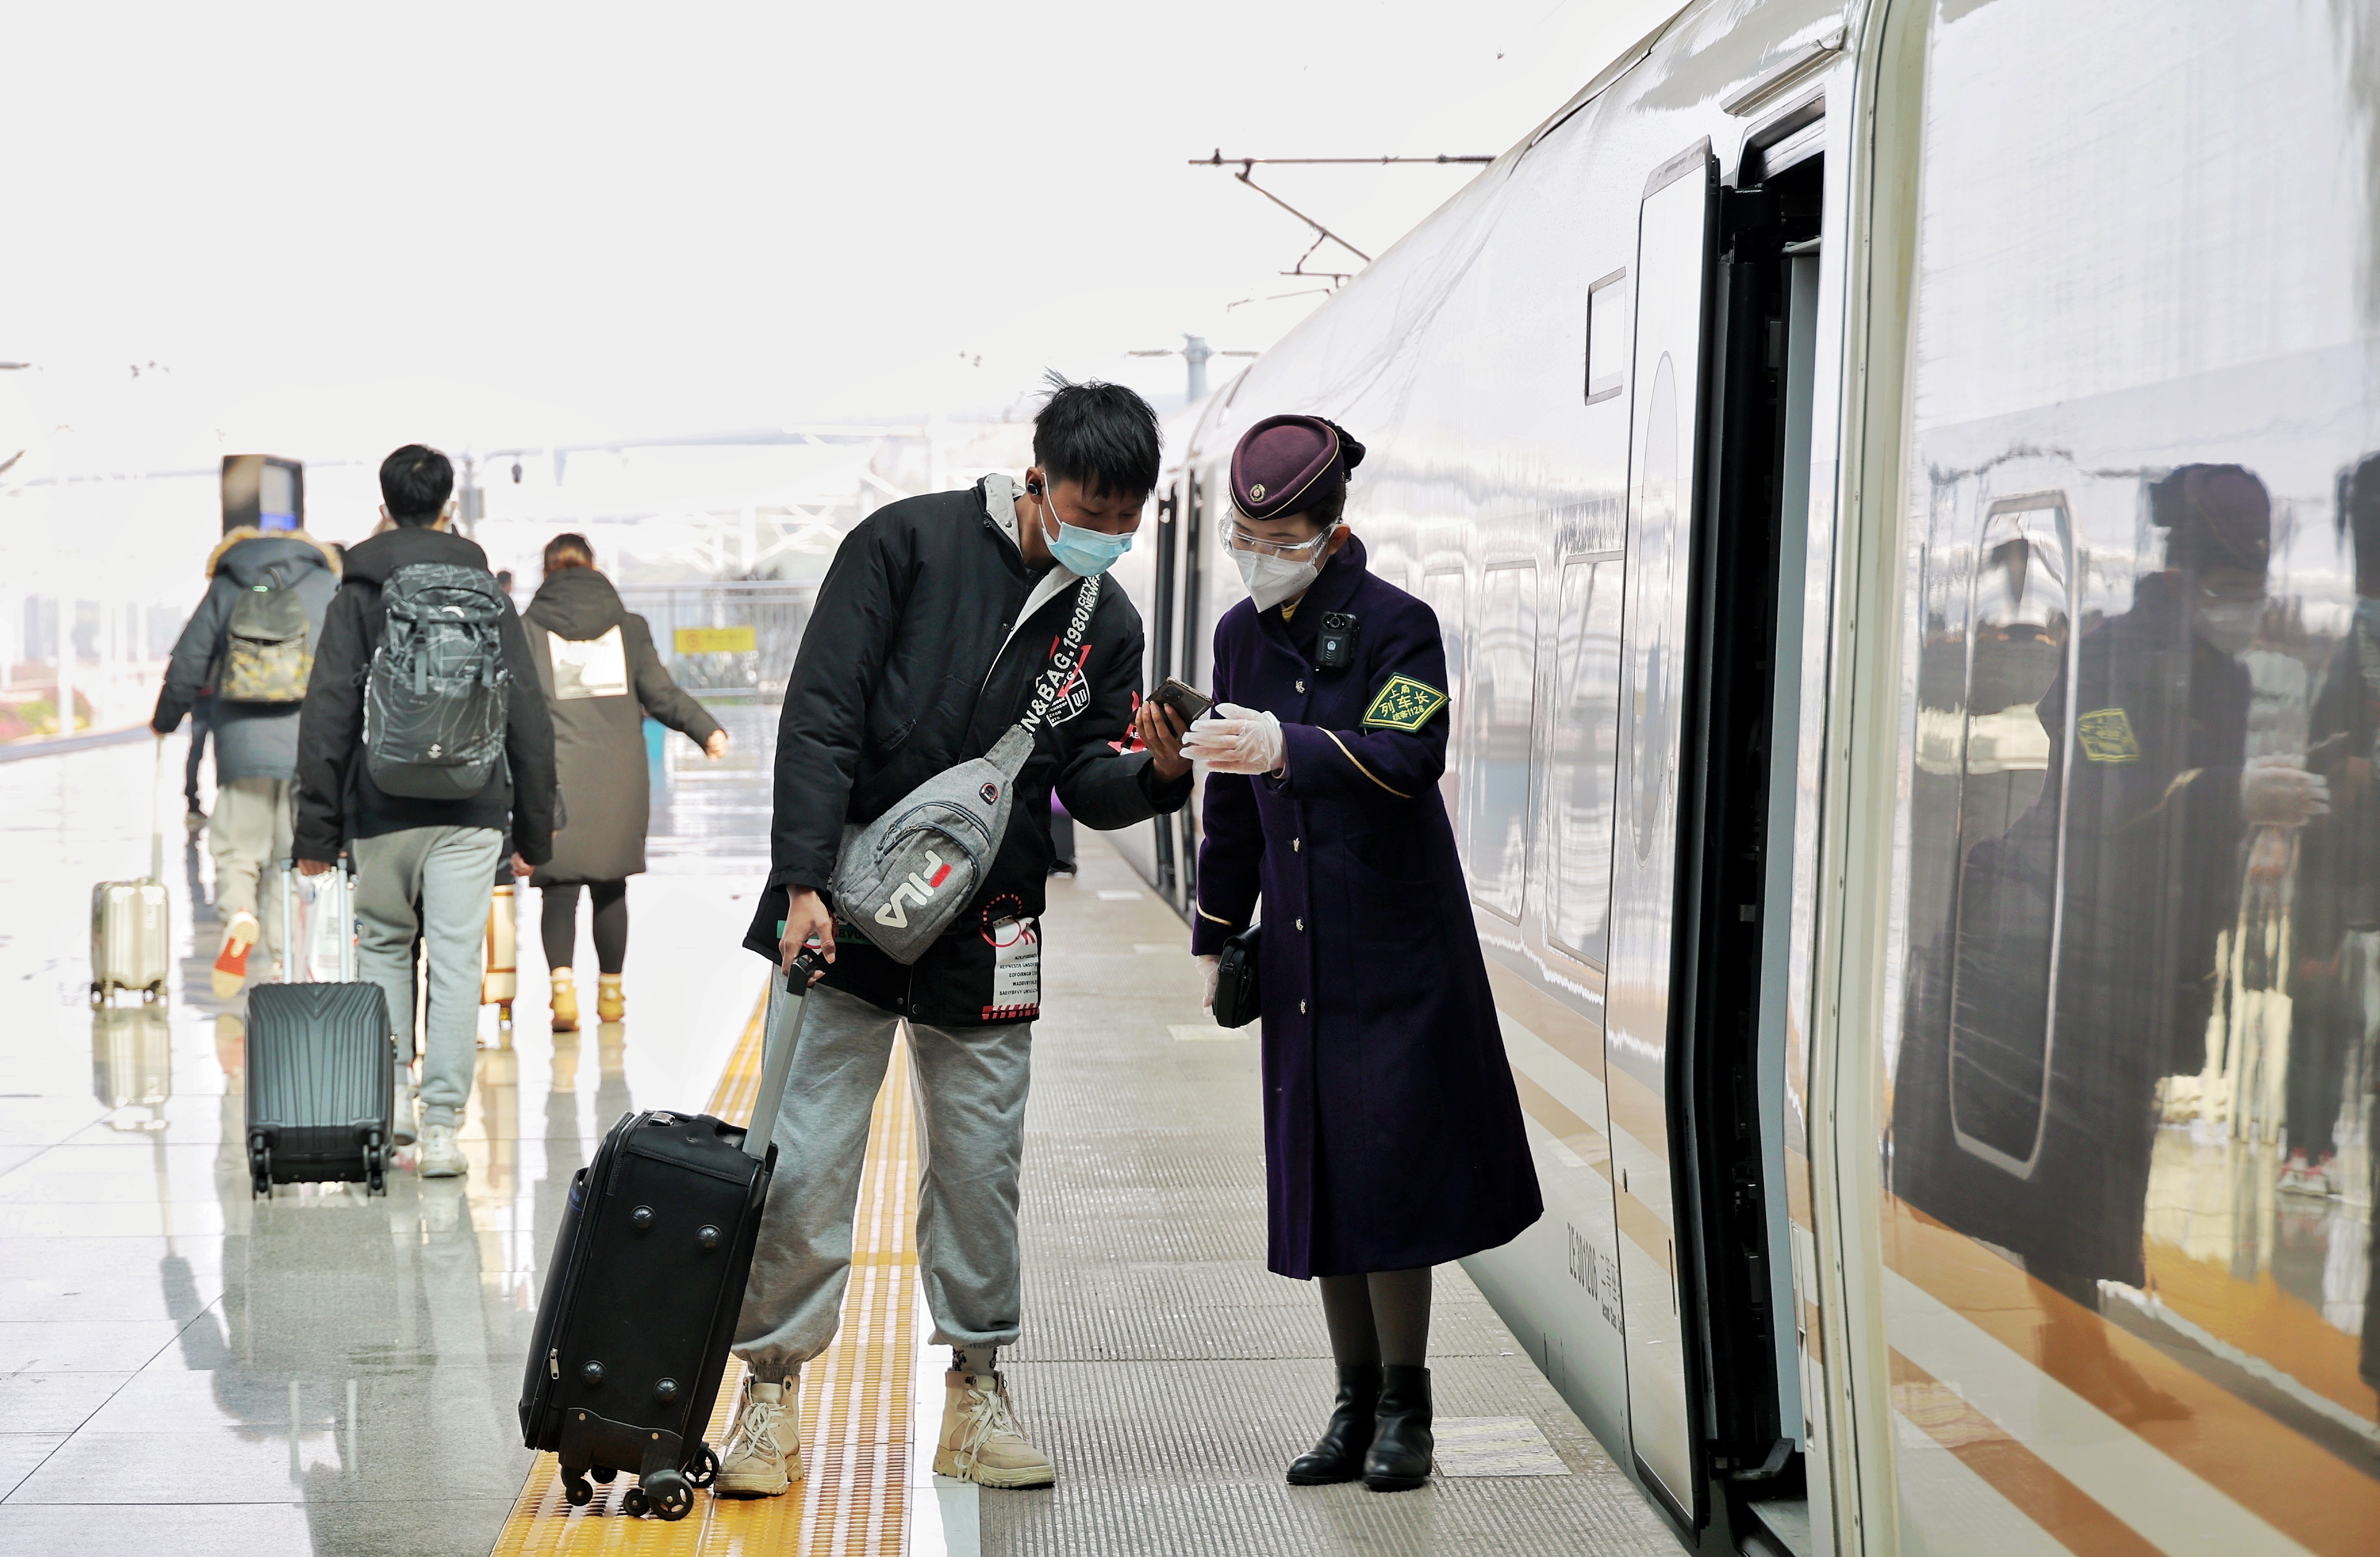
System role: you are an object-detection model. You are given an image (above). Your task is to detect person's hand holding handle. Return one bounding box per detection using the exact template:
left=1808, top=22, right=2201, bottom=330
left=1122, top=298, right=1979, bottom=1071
left=783, top=943, right=828, bottom=992
left=777, top=887, right=836, bottom=984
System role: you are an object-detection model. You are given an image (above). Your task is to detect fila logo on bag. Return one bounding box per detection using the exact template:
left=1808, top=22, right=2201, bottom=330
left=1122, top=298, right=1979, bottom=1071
left=874, top=850, right=955, bottom=929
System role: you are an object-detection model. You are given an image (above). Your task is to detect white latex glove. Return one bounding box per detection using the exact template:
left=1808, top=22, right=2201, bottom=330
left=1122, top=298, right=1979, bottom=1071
left=2241, top=753, right=2330, bottom=826
left=1198, top=954, right=1220, bottom=1010
left=1181, top=702, right=1285, bottom=776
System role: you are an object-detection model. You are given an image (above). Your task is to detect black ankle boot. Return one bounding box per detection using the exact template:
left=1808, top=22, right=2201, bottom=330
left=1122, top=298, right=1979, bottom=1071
left=1363, top=1364, right=1433, bottom=1491
left=1286, top=1364, right=1382, bottom=1485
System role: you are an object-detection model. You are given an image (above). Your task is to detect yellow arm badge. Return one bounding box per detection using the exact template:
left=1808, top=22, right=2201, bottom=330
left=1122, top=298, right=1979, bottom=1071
left=1361, top=674, right=1450, bottom=733
left=2076, top=708, right=2139, bottom=763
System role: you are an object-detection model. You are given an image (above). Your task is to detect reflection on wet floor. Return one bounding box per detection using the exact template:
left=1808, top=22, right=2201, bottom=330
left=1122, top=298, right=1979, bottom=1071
left=0, top=710, right=776, bottom=1551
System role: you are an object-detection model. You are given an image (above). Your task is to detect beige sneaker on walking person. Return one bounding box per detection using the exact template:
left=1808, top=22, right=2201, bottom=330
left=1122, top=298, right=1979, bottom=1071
left=715, top=1373, right=802, bottom=1496
left=417, top=1122, right=467, bottom=1178
left=935, top=1369, right=1054, bottom=1488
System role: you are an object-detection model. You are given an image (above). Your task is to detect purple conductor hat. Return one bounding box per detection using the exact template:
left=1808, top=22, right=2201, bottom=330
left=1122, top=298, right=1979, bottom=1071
left=1229, top=413, right=1366, bottom=522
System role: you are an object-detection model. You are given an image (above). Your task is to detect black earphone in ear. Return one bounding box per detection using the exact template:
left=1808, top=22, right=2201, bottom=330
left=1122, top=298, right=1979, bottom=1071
left=1026, top=478, right=1044, bottom=496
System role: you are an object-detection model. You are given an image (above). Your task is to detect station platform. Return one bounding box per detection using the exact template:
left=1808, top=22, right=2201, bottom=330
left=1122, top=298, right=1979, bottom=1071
left=0, top=717, right=1673, bottom=1556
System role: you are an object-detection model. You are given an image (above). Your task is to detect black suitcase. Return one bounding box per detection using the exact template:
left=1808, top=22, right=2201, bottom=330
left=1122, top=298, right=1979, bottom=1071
left=518, top=950, right=819, bottom=1521
left=246, top=860, right=394, bottom=1196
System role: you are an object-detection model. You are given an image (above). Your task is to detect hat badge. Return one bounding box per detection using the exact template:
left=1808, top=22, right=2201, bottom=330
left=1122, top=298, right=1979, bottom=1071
left=1249, top=482, right=1266, bottom=500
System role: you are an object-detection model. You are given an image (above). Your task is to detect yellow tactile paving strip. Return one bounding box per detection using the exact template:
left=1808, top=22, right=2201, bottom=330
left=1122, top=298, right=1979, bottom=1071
left=492, top=984, right=922, bottom=1556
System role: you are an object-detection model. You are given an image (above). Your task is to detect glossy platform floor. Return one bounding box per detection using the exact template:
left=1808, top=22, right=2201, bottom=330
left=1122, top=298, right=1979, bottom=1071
left=0, top=714, right=1673, bottom=1556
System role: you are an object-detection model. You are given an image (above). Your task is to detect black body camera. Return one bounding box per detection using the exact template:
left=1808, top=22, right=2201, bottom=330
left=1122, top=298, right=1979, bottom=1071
left=1316, top=611, right=1359, bottom=669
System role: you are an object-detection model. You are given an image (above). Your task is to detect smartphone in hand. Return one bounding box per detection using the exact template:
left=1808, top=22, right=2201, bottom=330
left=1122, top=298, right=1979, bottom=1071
left=1153, top=677, right=1213, bottom=724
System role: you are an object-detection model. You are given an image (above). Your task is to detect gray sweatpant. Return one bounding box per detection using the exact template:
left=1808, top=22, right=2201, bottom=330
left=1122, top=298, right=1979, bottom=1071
left=734, top=982, right=1033, bottom=1379
left=351, top=825, right=502, bottom=1131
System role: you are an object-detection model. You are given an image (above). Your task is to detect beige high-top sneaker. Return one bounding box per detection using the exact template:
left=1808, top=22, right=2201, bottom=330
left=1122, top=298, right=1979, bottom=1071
left=715, top=1373, right=803, bottom=1497
left=935, top=1369, right=1055, bottom=1488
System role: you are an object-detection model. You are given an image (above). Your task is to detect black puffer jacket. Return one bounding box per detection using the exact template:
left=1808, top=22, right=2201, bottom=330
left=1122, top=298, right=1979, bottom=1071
left=293, top=525, right=558, bottom=867
left=745, top=476, right=1190, bottom=1024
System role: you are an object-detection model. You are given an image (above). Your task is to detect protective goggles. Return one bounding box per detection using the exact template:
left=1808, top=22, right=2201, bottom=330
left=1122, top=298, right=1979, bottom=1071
left=1226, top=519, right=1339, bottom=560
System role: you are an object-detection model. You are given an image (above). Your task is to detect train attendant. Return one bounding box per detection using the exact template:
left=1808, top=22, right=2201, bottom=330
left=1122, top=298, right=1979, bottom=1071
left=1184, top=414, right=1542, bottom=1492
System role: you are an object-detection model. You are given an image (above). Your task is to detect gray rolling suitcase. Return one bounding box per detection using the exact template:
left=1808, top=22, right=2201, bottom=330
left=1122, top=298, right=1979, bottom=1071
left=90, top=738, right=171, bottom=1004
left=245, top=860, right=393, bottom=1196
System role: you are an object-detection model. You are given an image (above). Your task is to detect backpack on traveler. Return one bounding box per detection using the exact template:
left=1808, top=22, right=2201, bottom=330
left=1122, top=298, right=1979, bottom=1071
left=218, top=561, right=315, bottom=703
left=364, top=562, right=512, bottom=799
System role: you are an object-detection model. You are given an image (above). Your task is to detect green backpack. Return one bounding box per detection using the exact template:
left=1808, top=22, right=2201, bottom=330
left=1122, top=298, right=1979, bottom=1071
left=219, top=562, right=313, bottom=703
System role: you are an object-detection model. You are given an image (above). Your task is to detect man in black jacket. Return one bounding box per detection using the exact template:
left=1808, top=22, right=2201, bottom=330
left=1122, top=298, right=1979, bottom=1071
left=719, top=382, right=1190, bottom=1496
left=293, top=446, right=558, bottom=1179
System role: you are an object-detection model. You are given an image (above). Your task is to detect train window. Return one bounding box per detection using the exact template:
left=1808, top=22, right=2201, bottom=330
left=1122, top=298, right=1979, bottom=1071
left=1419, top=570, right=1467, bottom=821
left=1547, top=557, right=1624, bottom=960
left=1585, top=268, right=1628, bottom=405
left=1466, top=563, right=1539, bottom=919
left=1943, top=497, right=2074, bottom=1175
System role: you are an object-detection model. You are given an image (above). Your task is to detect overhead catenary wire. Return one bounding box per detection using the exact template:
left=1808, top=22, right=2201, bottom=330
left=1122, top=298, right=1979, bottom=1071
left=1191, top=150, right=1496, bottom=289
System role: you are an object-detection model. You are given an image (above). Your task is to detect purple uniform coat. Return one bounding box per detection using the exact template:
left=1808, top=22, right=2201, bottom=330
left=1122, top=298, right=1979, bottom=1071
left=1191, top=537, right=1542, bottom=1278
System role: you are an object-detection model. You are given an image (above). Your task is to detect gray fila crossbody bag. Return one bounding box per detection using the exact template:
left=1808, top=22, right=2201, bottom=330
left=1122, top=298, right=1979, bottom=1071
left=828, top=569, right=1101, bottom=964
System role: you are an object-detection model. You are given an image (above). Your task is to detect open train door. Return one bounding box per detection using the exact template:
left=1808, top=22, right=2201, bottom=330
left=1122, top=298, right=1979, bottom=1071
left=1605, top=137, right=1717, bottom=1528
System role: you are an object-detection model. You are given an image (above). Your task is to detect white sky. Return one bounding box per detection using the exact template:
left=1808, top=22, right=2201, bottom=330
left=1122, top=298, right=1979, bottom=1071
left=3, top=0, right=1677, bottom=479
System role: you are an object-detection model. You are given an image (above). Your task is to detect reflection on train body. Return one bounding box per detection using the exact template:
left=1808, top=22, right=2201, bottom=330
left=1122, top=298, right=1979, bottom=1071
left=1884, top=0, right=2380, bottom=1546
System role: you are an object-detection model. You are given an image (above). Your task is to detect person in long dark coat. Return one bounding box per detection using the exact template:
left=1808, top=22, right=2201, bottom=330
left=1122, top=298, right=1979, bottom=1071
left=518, top=533, right=726, bottom=1029
left=1186, top=414, right=1541, bottom=1493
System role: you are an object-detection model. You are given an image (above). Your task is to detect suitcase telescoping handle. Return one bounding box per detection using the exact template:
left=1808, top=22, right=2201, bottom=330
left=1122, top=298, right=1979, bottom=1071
left=279, top=856, right=358, bottom=985
left=744, top=947, right=826, bottom=1162
left=151, top=735, right=169, bottom=883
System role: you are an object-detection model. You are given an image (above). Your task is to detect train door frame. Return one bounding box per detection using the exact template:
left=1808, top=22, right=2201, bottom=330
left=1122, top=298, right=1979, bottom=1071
left=1151, top=481, right=1182, bottom=900
left=1178, top=467, right=1208, bottom=902
left=1607, top=134, right=1723, bottom=1529
left=1611, top=106, right=1835, bottom=1548
left=1673, top=125, right=1828, bottom=1518
left=1803, top=7, right=1936, bottom=1549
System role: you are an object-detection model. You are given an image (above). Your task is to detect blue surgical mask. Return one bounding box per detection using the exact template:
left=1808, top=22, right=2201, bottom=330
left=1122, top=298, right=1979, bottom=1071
left=1045, top=512, right=1133, bottom=578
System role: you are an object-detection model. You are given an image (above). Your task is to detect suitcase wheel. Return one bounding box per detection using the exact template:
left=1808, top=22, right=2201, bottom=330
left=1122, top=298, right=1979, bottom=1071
left=143, top=983, right=162, bottom=1004
left=684, top=1445, right=719, bottom=1489
left=627, top=1471, right=693, bottom=1521
left=87, top=984, right=103, bottom=1008
left=250, top=1144, right=273, bottom=1199
left=560, top=1468, right=593, bottom=1507
left=590, top=1466, right=616, bottom=1485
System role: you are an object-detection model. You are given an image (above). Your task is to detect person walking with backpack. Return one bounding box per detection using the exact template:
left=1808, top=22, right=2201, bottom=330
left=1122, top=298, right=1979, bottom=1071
left=715, top=381, right=1193, bottom=1499
left=293, top=445, right=558, bottom=1178
left=516, top=531, right=727, bottom=1030
left=152, top=516, right=341, bottom=996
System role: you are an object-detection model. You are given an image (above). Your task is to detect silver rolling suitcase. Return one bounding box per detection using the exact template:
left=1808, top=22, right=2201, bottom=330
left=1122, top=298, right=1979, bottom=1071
left=91, top=738, right=172, bottom=1005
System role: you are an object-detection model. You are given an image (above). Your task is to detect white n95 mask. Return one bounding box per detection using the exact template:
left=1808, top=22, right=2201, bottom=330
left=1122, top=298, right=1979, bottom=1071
left=1235, top=549, right=1319, bottom=612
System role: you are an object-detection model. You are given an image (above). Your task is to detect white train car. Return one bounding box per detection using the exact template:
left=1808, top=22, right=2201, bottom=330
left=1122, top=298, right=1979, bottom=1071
left=1115, top=1, right=2380, bottom=1552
